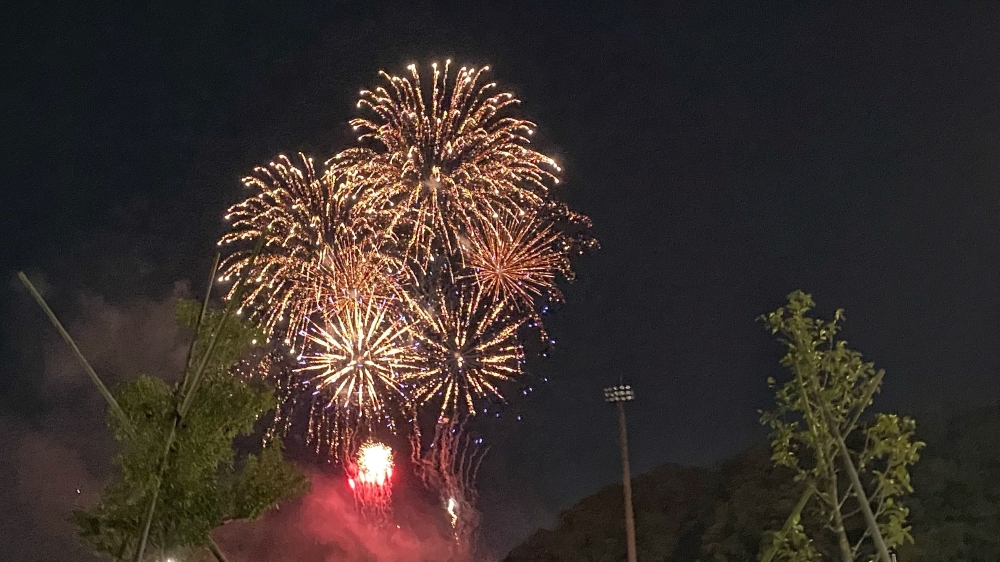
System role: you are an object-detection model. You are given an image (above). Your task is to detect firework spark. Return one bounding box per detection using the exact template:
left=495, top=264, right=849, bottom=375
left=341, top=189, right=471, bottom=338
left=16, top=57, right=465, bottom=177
left=354, top=441, right=394, bottom=486
left=218, top=153, right=365, bottom=348
left=408, top=289, right=523, bottom=419
left=219, top=63, right=595, bottom=479
left=411, top=419, right=487, bottom=556
left=331, top=61, right=562, bottom=261
left=309, top=239, right=405, bottom=310
left=297, top=297, right=419, bottom=456
left=463, top=217, right=568, bottom=308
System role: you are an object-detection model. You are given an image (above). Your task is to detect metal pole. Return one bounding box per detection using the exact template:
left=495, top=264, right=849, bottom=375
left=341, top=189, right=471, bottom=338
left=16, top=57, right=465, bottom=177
left=616, top=401, right=638, bottom=562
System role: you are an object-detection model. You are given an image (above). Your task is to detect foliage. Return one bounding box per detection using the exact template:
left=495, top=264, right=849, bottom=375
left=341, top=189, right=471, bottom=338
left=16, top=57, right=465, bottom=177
left=73, top=300, right=309, bottom=560
left=505, top=456, right=796, bottom=562
left=898, top=405, right=1000, bottom=562
left=702, top=449, right=823, bottom=562
left=759, top=291, right=922, bottom=562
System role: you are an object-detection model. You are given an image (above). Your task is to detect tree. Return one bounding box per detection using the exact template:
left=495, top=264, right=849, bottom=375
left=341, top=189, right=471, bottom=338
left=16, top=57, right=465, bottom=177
left=898, top=405, right=1000, bottom=562
left=73, top=301, right=308, bottom=560
left=759, top=291, right=922, bottom=562
left=19, top=267, right=308, bottom=562
left=500, top=403, right=993, bottom=562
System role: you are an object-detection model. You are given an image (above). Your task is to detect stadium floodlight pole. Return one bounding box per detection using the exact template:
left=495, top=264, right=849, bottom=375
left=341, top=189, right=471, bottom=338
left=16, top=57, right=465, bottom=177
left=604, top=383, right=637, bottom=562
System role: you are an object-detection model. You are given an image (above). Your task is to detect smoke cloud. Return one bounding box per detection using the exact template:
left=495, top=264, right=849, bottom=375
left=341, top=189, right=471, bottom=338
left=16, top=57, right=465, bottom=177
left=1, top=281, right=192, bottom=562
left=216, top=472, right=464, bottom=562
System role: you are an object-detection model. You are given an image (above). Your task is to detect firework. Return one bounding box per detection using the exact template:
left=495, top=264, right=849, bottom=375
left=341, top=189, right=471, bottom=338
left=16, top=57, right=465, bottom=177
left=330, top=61, right=562, bottom=261
left=218, top=154, right=366, bottom=349
left=297, top=296, right=419, bottom=458
left=463, top=216, right=568, bottom=308
left=411, top=419, right=487, bottom=556
left=538, top=200, right=600, bottom=258
left=348, top=441, right=395, bottom=521
left=219, top=63, right=595, bottom=483
left=308, top=238, right=407, bottom=310
left=408, top=289, right=523, bottom=419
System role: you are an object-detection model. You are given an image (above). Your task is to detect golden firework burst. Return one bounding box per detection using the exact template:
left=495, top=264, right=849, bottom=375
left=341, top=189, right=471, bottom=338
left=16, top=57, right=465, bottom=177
left=463, top=217, right=568, bottom=307
left=408, top=289, right=523, bottom=418
left=330, top=61, right=562, bottom=261
left=218, top=154, right=368, bottom=348
left=298, top=297, right=418, bottom=421
left=217, top=63, right=596, bottom=462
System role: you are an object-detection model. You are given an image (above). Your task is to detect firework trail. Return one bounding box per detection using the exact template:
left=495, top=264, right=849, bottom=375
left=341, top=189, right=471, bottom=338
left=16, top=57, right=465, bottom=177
left=411, top=419, right=488, bottom=559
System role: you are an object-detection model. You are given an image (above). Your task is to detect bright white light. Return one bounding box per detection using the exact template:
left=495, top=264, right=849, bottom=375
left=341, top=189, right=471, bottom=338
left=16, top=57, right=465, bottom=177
left=447, top=497, right=458, bottom=527
left=356, top=442, right=393, bottom=486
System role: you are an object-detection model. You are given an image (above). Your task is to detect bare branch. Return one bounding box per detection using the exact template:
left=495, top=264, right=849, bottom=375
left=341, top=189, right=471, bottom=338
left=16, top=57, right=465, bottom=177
left=17, top=272, right=131, bottom=434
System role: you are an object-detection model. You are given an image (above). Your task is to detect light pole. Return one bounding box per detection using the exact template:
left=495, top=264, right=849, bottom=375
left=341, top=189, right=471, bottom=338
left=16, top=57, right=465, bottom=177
left=604, top=384, right=637, bottom=562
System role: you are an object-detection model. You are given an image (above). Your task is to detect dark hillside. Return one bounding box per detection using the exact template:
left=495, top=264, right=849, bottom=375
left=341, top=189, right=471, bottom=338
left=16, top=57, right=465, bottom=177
left=505, top=450, right=802, bottom=562
left=506, top=404, right=1000, bottom=562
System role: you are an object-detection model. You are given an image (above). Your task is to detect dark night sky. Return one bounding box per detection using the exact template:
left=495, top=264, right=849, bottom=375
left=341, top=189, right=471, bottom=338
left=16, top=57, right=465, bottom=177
left=3, top=1, right=1000, bottom=560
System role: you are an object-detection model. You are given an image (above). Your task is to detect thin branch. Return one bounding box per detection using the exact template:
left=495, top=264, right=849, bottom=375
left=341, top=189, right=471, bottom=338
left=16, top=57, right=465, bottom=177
left=18, top=272, right=131, bottom=434
left=874, top=497, right=888, bottom=518
left=134, top=236, right=265, bottom=562
left=180, top=253, right=221, bottom=396
left=760, top=485, right=815, bottom=562
left=208, top=537, right=230, bottom=562
left=826, top=410, right=893, bottom=562
left=841, top=505, right=865, bottom=521
left=180, top=237, right=265, bottom=417
left=133, top=420, right=178, bottom=562
left=852, top=525, right=873, bottom=559
left=828, top=475, right=854, bottom=562
left=837, top=480, right=855, bottom=511
left=845, top=370, right=884, bottom=436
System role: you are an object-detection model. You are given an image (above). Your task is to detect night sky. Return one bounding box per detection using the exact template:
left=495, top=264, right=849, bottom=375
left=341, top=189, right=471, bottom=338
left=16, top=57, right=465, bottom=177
left=3, top=1, right=1000, bottom=560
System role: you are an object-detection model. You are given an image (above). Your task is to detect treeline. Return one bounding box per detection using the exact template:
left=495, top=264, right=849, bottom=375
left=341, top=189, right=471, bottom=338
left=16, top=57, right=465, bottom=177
left=504, top=402, right=1000, bottom=562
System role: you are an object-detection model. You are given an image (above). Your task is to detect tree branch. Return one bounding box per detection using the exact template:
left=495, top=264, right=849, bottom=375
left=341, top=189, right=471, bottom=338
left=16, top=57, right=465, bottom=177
left=18, top=272, right=131, bottom=435
left=180, top=253, right=220, bottom=396
left=135, top=236, right=264, bottom=562
left=208, top=537, right=230, bottom=562
left=760, top=486, right=815, bottom=562
left=828, top=415, right=893, bottom=562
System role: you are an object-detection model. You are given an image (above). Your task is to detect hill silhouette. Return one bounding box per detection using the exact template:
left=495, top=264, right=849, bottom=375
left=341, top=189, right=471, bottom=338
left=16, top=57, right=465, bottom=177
left=505, top=404, right=1000, bottom=562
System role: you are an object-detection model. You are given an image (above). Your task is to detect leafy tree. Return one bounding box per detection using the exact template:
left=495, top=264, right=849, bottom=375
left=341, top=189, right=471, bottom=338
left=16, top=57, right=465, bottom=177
left=759, top=291, right=922, bottom=562
left=700, top=448, right=825, bottom=562
left=73, top=301, right=308, bottom=560
left=501, top=404, right=997, bottom=562
left=19, top=270, right=307, bottom=562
